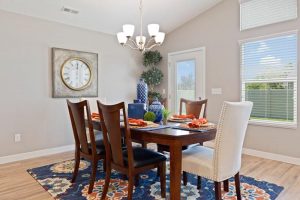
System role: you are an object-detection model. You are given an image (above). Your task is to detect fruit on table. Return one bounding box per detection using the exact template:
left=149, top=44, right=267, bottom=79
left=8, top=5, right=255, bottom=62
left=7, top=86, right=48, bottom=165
left=144, top=111, right=156, bottom=122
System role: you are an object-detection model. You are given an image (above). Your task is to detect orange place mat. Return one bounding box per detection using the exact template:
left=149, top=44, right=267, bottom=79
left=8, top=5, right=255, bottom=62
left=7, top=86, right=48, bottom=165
left=129, top=121, right=159, bottom=129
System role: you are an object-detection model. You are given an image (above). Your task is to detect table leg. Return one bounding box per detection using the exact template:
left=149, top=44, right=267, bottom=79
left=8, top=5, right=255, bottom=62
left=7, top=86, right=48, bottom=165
left=169, top=142, right=182, bottom=200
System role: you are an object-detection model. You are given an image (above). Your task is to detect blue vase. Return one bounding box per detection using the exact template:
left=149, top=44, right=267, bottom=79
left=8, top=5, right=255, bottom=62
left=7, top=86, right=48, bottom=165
left=149, top=97, right=163, bottom=123
left=137, top=79, right=148, bottom=104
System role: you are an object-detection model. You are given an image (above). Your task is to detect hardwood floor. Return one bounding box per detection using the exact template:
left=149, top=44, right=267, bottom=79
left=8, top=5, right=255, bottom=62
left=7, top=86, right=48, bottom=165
left=0, top=151, right=299, bottom=200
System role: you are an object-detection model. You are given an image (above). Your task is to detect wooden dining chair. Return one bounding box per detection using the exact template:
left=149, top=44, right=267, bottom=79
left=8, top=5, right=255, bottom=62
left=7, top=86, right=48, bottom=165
left=179, top=98, right=208, bottom=119
left=67, top=100, right=106, bottom=194
left=97, top=101, right=166, bottom=200
left=181, top=101, right=253, bottom=200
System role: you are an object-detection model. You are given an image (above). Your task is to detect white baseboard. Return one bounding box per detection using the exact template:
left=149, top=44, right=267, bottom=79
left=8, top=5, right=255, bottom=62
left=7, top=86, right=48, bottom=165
left=243, top=148, right=300, bottom=165
left=1, top=143, right=299, bottom=166
left=0, top=145, right=75, bottom=165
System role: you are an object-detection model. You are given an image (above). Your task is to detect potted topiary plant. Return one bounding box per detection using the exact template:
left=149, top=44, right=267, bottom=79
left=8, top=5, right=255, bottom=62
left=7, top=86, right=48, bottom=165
left=140, top=50, right=164, bottom=104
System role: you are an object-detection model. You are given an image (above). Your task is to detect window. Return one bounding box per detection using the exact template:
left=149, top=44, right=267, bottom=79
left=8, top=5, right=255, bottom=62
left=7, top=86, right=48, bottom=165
left=240, top=32, right=298, bottom=128
left=240, top=0, right=298, bottom=31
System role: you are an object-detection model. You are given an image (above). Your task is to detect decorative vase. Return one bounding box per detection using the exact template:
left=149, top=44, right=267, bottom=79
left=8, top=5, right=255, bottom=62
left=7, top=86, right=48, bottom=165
left=137, top=79, right=148, bottom=104
left=149, top=97, right=163, bottom=123
left=163, top=118, right=167, bottom=125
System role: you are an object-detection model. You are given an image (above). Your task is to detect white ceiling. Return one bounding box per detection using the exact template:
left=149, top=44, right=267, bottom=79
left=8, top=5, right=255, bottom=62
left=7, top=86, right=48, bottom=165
left=0, top=0, right=222, bottom=35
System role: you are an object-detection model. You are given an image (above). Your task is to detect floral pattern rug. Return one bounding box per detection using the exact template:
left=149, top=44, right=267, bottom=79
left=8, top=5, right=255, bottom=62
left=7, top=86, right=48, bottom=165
left=27, top=160, right=283, bottom=200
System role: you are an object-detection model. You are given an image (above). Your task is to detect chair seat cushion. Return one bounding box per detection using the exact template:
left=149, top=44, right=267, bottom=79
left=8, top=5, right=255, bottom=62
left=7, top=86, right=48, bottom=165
left=87, top=131, right=105, bottom=155
left=182, top=145, right=214, bottom=179
left=123, top=147, right=166, bottom=168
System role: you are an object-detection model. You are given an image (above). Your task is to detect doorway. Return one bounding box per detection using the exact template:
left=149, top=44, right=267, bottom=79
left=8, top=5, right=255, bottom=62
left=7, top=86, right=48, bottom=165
left=168, top=48, right=206, bottom=113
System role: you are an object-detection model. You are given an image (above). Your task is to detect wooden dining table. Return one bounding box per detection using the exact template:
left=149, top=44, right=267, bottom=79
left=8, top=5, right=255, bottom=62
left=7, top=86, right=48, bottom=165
left=91, top=120, right=216, bottom=200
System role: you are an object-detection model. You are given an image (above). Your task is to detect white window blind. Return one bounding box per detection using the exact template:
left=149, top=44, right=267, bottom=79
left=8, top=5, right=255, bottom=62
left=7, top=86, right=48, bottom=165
left=240, top=32, right=298, bottom=127
left=240, top=0, right=298, bottom=31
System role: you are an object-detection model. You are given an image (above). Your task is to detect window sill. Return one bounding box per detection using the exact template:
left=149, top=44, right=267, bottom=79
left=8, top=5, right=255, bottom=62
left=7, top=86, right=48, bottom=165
left=249, top=119, right=297, bottom=129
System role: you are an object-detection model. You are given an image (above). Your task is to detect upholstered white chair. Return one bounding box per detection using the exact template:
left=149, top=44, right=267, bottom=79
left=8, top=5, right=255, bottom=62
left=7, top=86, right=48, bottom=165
left=182, top=101, right=253, bottom=200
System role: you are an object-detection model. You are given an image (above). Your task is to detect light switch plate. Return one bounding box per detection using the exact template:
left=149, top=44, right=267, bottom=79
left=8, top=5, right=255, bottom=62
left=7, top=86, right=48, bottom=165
left=211, top=88, right=222, bottom=95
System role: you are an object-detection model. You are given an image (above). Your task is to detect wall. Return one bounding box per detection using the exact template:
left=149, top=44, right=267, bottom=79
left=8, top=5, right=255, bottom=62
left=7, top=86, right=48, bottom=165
left=0, top=10, right=142, bottom=157
left=159, top=0, right=300, bottom=158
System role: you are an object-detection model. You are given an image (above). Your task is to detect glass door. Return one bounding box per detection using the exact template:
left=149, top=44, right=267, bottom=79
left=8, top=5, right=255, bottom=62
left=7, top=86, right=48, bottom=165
left=168, top=48, right=205, bottom=114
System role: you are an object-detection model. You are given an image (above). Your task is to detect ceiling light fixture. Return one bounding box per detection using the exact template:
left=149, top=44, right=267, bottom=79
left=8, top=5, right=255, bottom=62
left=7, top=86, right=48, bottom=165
left=117, top=0, right=165, bottom=53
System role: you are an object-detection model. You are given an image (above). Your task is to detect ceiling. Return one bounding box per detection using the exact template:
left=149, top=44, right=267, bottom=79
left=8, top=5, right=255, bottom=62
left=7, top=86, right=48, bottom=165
left=0, top=0, right=222, bottom=35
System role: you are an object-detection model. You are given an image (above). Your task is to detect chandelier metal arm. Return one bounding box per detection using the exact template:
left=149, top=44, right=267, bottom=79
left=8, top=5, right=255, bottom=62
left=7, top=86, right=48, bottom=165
left=128, top=37, right=139, bottom=48
left=124, top=43, right=139, bottom=50
left=144, top=43, right=160, bottom=51
left=144, top=37, right=155, bottom=48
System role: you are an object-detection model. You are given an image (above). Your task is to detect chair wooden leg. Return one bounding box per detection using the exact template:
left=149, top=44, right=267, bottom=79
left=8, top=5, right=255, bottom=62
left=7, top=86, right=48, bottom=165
left=101, top=167, right=111, bottom=200
left=127, top=175, right=135, bottom=200
left=197, top=176, right=202, bottom=189
left=235, top=172, right=242, bottom=200
left=214, top=181, right=222, bottom=200
left=183, top=171, right=188, bottom=186
left=224, top=179, right=229, bottom=192
left=88, top=158, right=98, bottom=194
left=103, top=158, right=106, bottom=172
left=159, top=162, right=166, bottom=198
left=71, top=149, right=80, bottom=183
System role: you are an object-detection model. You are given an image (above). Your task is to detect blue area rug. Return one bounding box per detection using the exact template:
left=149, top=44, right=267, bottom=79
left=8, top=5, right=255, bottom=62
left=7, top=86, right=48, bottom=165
left=27, top=159, right=283, bottom=200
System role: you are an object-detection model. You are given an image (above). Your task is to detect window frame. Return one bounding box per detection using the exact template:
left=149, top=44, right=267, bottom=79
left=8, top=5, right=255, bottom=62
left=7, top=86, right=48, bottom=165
left=239, top=30, right=298, bottom=129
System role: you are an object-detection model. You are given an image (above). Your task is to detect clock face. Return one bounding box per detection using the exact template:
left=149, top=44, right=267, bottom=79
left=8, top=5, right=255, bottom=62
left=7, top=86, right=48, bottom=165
left=61, top=58, right=92, bottom=90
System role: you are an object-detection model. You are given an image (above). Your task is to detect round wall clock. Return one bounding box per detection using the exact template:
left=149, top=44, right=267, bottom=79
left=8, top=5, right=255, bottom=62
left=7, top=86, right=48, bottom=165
left=60, top=58, right=92, bottom=91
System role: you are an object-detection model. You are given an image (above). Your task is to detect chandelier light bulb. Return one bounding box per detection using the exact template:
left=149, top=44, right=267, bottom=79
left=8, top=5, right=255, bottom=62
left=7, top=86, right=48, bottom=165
left=117, top=32, right=128, bottom=44
left=136, top=36, right=146, bottom=48
left=148, top=24, right=159, bottom=37
left=154, top=32, right=165, bottom=44
left=123, top=24, right=135, bottom=38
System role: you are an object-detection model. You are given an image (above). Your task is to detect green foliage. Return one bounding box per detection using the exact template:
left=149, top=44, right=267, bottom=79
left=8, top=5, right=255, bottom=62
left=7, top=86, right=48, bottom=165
left=246, top=82, right=290, bottom=90
left=148, top=91, right=162, bottom=101
left=162, top=108, right=171, bottom=120
left=178, top=73, right=195, bottom=90
left=143, top=50, right=162, bottom=67
left=141, top=67, right=163, bottom=92
left=144, top=111, right=156, bottom=122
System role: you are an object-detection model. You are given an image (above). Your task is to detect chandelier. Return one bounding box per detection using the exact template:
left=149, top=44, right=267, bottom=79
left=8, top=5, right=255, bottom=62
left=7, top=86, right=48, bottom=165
left=117, top=0, right=165, bottom=53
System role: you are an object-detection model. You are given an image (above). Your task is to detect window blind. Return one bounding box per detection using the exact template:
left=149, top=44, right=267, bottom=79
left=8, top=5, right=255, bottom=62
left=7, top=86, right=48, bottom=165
left=240, top=32, right=298, bottom=127
left=240, top=0, right=298, bottom=31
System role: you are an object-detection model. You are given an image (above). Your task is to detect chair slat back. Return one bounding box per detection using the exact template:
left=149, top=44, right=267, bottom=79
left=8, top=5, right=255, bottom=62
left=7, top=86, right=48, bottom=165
left=97, top=101, right=134, bottom=168
left=67, top=100, right=96, bottom=155
left=213, top=101, right=253, bottom=181
left=180, top=98, right=208, bottom=118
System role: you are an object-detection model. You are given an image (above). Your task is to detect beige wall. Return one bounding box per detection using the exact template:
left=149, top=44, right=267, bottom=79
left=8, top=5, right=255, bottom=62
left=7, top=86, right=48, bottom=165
left=159, top=0, right=300, bottom=158
left=0, top=10, right=142, bottom=157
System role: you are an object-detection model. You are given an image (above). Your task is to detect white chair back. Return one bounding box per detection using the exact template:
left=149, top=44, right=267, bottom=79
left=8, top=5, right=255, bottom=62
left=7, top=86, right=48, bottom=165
left=213, top=101, right=253, bottom=181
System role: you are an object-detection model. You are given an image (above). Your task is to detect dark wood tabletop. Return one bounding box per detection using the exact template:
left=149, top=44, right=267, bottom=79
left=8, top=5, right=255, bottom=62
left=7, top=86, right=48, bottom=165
left=92, top=120, right=216, bottom=200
